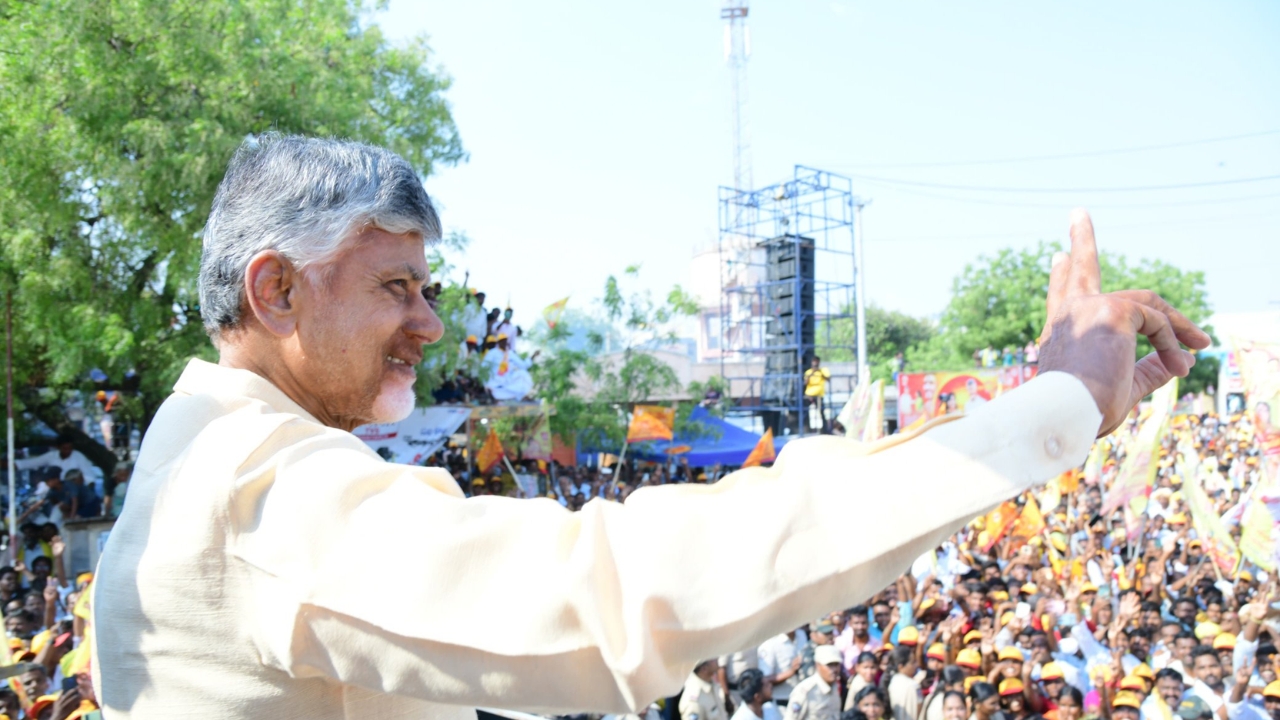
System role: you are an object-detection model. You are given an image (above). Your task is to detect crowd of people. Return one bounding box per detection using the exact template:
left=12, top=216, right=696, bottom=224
left=0, top=436, right=115, bottom=718
left=591, top=407, right=1277, bottom=720
left=429, top=287, right=540, bottom=405
left=973, top=343, right=1040, bottom=369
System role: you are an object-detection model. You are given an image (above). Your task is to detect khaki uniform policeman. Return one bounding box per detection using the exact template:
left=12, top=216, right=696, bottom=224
left=681, top=659, right=729, bottom=720
left=785, top=645, right=843, bottom=720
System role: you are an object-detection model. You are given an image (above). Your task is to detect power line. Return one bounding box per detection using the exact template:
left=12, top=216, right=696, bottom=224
left=828, top=129, right=1280, bottom=169
left=848, top=172, right=1280, bottom=194
left=866, top=186, right=1280, bottom=210
left=866, top=208, right=1280, bottom=245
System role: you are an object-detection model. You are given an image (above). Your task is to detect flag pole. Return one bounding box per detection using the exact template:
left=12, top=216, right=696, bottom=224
left=501, top=455, right=524, bottom=498
left=6, top=289, right=15, bottom=565
left=608, top=439, right=629, bottom=499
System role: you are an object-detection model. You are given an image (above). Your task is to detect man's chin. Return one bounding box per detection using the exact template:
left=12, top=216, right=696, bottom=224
left=370, top=385, right=417, bottom=424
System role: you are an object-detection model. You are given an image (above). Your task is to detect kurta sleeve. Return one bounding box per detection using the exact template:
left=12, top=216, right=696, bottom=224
left=229, top=371, right=1100, bottom=714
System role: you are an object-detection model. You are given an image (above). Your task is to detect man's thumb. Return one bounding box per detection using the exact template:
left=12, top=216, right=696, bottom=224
left=1131, top=352, right=1176, bottom=405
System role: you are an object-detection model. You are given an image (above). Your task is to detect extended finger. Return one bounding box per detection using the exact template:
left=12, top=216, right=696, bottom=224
left=1126, top=298, right=1192, bottom=377
left=1068, top=208, right=1101, bottom=296
left=1111, top=289, right=1212, bottom=350
left=1043, top=251, right=1071, bottom=339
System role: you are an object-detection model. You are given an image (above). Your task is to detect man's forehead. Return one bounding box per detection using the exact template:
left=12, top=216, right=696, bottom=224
left=352, top=229, right=430, bottom=276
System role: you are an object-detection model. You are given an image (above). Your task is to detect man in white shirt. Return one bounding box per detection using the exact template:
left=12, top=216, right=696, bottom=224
left=760, top=629, right=809, bottom=705
left=16, top=435, right=100, bottom=495
left=92, top=134, right=1210, bottom=719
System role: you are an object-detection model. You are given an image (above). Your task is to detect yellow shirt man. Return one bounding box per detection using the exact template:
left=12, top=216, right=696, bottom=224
left=804, top=365, right=830, bottom=398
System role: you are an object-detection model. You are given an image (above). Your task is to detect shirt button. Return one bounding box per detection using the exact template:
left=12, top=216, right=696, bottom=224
left=1044, top=435, right=1063, bottom=459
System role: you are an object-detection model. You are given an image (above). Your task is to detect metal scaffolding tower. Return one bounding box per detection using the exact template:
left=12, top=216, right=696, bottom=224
left=717, top=166, right=867, bottom=437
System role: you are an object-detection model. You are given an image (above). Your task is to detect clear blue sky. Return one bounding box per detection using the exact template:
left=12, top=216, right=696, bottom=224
left=377, top=0, right=1280, bottom=327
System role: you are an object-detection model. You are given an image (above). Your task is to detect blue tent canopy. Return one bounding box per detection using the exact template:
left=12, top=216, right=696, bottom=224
left=619, top=406, right=791, bottom=467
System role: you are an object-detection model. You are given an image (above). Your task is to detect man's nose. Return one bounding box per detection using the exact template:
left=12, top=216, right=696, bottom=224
left=406, top=289, right=445, bottom=344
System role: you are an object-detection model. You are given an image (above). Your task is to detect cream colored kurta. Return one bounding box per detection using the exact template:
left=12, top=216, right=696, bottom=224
left=92, top=360, right=1100, bottom=719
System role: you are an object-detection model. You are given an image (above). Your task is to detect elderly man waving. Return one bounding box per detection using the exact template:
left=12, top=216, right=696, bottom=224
left=92, top=135, right=1209, bottom=719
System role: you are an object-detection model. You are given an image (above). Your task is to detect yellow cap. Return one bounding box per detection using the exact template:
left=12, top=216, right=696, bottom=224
left=998, top=647, right=1024, bottom=662
left=965, top=676, right=983, bottom=692
left=991, top=590, right=1010, bottom=601
left=1213, top=633, right=1237, bottom=650
left=1120, top=675, right=1146, bottom=691
left=927, top=643, right=948, bottom=661
left=1113, top=692, right=1143, bottom=710
left=1134, top=663, right=1154, bottom=681
left=964, top=630, right=983, bottom=645
left=1041, top=662, right=1065, bottom=680
left=957, top=648, right=982, bottom=668
left=1195, top=622, right=1222, bottom=641
left=1081, top=583, right=1099, bottom=593
left=897, top=626, right=920, bottom=646
left=1264, top=681, right=1280, bottom=699
left=999, top=678, right=1025, bottom=696
left=28, top=697, right=56, bottom=719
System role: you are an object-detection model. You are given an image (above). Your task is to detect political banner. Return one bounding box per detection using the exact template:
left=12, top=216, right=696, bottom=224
left=1231, top=338, right=1280, bottom=569
left=353, top=406, right=471, bottom=466
left=1233, top=340, right=1280, bottom=464
left=896, top=366, right=1038, bottom=429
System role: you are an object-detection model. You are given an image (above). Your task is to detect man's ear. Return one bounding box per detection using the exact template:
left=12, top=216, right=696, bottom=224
left=244, top=250, right=299, bottom=337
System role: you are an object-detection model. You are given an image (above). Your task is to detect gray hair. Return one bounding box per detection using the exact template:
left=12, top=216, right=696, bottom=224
left=199, top=134, right=441, bottom=336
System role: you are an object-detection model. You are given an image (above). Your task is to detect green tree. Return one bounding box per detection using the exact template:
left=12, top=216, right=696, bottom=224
left=0, top=0, right=464, bottom=475
left=530, top=267, right=699, bottom=449
left=823, top=305, right=937, bottom=383
left=906, top=242, right=1216, bottom=393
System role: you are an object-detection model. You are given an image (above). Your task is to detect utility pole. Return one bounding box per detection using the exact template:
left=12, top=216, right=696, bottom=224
left=6, top=290, right=15, bottom=565
left=721, top=0, right=752, bottom=195
left=853, top=200, right=870, bottom=386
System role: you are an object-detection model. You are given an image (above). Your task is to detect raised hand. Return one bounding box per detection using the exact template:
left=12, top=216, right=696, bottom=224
left=1037, top=210, right=1212, bottom=436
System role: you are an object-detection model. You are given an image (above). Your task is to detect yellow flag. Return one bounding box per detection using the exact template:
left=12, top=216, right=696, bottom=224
left=627, top=405, right=675, bottom=443
left=981, top=501, right=1020, bottom=552
left=862, top=380, right=885, bottom=443
left=742, top=429, right=776, bottom=468
left=1010, top=496, right=1046, bottom=545
left=542, top=297, right=570, bottom=329
left=1240, top=497, right=1277, bottom=571
left=476, top=428, right=505, bottom=474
